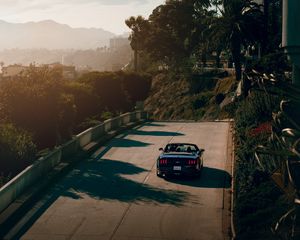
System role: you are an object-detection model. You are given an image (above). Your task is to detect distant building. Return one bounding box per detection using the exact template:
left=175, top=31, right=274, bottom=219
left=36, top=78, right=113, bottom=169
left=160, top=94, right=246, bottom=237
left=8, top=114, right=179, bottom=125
left=109, top=37, right=130, bottom=50
left=1, top=63, right=76, bottom=80
left=47, top=63, right=76, bottom=79
left=62, top=65, right=76, bottom=79
left=2, top=64, right=28, bottom=78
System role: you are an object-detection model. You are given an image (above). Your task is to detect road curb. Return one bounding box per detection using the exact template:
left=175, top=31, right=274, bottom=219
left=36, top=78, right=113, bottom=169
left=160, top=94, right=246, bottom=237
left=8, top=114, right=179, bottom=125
left=222, top=121, right=234, bottom=240
left=230, top=121, right=236, bottom=240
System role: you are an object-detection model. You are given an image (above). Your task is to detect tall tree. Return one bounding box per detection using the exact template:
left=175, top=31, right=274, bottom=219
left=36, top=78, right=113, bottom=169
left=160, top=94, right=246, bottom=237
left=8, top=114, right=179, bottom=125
left=209, top=0, right=263, bottom=80
left=147, top=0, right=197, bottom=69
left=125, top=16, right=149, bottom=72
left=263, top=0, right=282, bottom=53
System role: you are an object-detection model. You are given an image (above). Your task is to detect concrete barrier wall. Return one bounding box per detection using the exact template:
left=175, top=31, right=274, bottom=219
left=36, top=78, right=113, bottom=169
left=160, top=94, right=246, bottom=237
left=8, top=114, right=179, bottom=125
left=61, top=139, right=79, bottom=159
left=77, top=128, right=93, bottom=148
left=91, top=124, right=105, bottom=141
left=0, top=148, right=62, bottom=214
left=103, top=120, right=112, bottom=133
left=0, top=111, right=147, bottom=214
left=120, top=113, right=131, bottom=125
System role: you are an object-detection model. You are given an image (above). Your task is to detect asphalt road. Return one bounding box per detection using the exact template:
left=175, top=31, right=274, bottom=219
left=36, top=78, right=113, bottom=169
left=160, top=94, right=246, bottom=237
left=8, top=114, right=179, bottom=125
left=13, top=121, right=232, bottom=240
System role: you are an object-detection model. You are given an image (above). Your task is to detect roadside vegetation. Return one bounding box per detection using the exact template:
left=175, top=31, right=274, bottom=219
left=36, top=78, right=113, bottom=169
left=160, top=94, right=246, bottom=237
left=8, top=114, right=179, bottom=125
left=125, top=0, right=296, bottom=239
left=233, top=89, right=287, bottom=239
left=0, top=67, right=151, bottom=186
left=1, top=0, right=298, bottom=239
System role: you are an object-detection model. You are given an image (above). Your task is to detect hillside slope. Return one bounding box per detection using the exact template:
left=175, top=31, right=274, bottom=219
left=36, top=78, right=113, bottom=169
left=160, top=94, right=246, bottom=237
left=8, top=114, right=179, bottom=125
left=144, top=71, right=236, bottom=120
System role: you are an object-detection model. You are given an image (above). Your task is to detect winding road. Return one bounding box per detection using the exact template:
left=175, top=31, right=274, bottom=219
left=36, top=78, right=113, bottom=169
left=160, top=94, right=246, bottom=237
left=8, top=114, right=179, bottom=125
left=9, top=121, right=232, bottom=240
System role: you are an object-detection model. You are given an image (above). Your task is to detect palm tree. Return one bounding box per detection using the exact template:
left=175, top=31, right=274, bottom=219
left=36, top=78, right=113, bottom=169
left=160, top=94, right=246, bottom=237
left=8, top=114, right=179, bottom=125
left=125, top=16, right=149, bottom=72
left=209, top=0, right=263, bottom=80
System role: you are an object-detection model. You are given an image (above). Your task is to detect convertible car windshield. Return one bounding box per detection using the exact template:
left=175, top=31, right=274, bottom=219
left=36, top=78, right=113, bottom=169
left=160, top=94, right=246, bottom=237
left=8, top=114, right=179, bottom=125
left=164, top=143, right=199, bottom=153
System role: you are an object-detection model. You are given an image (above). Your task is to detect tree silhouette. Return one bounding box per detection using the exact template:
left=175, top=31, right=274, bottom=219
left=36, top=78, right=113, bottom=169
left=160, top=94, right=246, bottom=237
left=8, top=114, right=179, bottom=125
left=209, top=0, right=262, bottom=80
left=125, top=16, right=149, bottom=72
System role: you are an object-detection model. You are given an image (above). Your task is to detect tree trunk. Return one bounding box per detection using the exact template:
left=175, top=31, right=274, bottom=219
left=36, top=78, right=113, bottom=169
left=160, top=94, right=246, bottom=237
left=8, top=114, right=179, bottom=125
left=134, top=49, right=138, bottom=72
left=215, top=48, right=222, bottom=68
left=262, top=0, right=270, bottom=54
left=231, top=36, right=242, bottom=81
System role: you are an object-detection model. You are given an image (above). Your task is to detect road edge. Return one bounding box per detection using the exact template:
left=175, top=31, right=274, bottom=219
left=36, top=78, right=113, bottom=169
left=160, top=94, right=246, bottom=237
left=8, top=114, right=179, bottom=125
left=229, top=121, right=236, bottom=239
left=222, top=120, right=236, bottom=240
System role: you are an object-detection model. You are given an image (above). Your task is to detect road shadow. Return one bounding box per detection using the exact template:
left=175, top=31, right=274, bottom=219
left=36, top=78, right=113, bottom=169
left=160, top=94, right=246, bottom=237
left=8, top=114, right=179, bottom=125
left=93, top=135, right=153, bottom=159
left=143, top=122, right=166, bottom=127
left=109, top=137, right=152, bottom=147
left=129, top=129, right=185, bottom=137
left=13, top=158, right=191, bottom=239
left=166, top=167, right=231, bottom=189
left=61, top=158, right=190, bottom=203
left=11, top=123, right=187, bottom=238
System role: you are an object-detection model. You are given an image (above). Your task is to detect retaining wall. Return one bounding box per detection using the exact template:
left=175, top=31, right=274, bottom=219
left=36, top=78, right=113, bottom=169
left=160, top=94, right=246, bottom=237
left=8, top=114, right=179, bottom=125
left=0, top=111, right=147, bottom=214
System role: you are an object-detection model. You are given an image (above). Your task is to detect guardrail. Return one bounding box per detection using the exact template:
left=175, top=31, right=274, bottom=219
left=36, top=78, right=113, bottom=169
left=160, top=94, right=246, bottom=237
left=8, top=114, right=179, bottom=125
left=0, top=111, right=147, bottom=214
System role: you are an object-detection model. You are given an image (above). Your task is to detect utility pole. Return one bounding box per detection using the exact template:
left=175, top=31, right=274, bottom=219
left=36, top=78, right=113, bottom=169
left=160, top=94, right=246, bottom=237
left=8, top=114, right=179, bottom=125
left=282, top=0, right=300, bottom=86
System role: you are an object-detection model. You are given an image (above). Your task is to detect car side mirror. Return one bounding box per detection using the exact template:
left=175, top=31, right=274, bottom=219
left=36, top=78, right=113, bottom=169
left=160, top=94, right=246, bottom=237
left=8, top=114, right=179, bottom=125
left=159, top=148, right=163, bottom=151
left=197, top=149, right=204, bottom=155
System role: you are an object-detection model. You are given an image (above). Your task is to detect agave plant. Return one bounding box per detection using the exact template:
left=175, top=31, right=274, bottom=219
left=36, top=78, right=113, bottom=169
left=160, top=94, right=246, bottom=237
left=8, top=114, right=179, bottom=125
left=242, top=70, right=300, bottom=239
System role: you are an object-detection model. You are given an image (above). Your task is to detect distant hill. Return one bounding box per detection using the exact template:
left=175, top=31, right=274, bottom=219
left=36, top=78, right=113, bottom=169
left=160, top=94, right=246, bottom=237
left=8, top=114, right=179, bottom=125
left=0, top=20, right=115, bottom=50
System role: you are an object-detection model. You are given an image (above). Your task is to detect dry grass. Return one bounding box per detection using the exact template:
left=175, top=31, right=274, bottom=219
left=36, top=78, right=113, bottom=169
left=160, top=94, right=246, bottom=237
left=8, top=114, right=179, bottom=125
left=144, top=71, right=237, bottom=121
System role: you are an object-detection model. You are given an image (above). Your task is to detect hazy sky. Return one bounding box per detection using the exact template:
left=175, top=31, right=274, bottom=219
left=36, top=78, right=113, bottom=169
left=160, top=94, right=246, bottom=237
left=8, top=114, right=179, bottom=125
left=0, top=0, right=165, bottom=34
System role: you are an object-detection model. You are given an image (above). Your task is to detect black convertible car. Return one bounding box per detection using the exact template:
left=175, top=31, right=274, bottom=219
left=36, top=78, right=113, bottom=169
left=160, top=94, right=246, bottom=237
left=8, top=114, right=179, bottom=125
left=156, top=143, right=204, bottom=177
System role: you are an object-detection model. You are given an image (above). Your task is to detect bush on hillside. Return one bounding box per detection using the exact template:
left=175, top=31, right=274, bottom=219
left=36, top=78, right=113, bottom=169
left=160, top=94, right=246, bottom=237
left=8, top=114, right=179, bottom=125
left=0, top=67, right=76, bottom=148
left=79, top=71, right=152, bottom=112
left=63, top=81, right=101, bottom=127
left=192, top=91, right=214, bottom=109
left=119, top=71, right=152, bottom=104
left=250, top=52, right=291, bottom=74
left=79, top=71, right=132, bottom=112
left=0, top=124, right=37, bottom=177
left=215, top=93, right=225, bottom=104
left=188, top=72, right=219, bottom=94
left=234, top=91, right=287, bottom=238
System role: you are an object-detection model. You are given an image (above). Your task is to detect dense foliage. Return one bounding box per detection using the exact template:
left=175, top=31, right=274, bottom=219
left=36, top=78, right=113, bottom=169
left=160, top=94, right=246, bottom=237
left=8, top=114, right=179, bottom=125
left=232, top=68, right=300, bottom=239
left=126, top=0, right=282, bottom=80
left=233, top=91, right=287, bottom=239
left=125, top=1, right=294, bottom=239
left=0, top=124, right=37, bottom=178
left=0, top=67, right=151, bottom=183
left=243, top=71, right=300, bottom=239
left=0, top=66, right=74, bottom=148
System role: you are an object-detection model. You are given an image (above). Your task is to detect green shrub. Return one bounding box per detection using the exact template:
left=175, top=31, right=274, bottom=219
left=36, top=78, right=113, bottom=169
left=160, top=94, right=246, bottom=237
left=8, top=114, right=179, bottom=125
left=234, top=90, right=285, bottom=239
left=250, top=52, right=291, bottom=74
left=235, top=92, right=278, bottom=131
left=0, top=67, right=76, bottom=148
left=64, top=81, right=100, bottom=127
left=101, top=111, right=114, bottom=121
left=0, top=124, right=37, bottom=177
left=223, top=101, right=238, bottom=117
left=215, top=93, right=225, bottom=104
left=192, top=91, right=214, bottom=109
left=188, top=72, right=219, bottom=94
left=79, top=71, right=132, bottom=112
left=118, top=71, right=152, bottom=103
